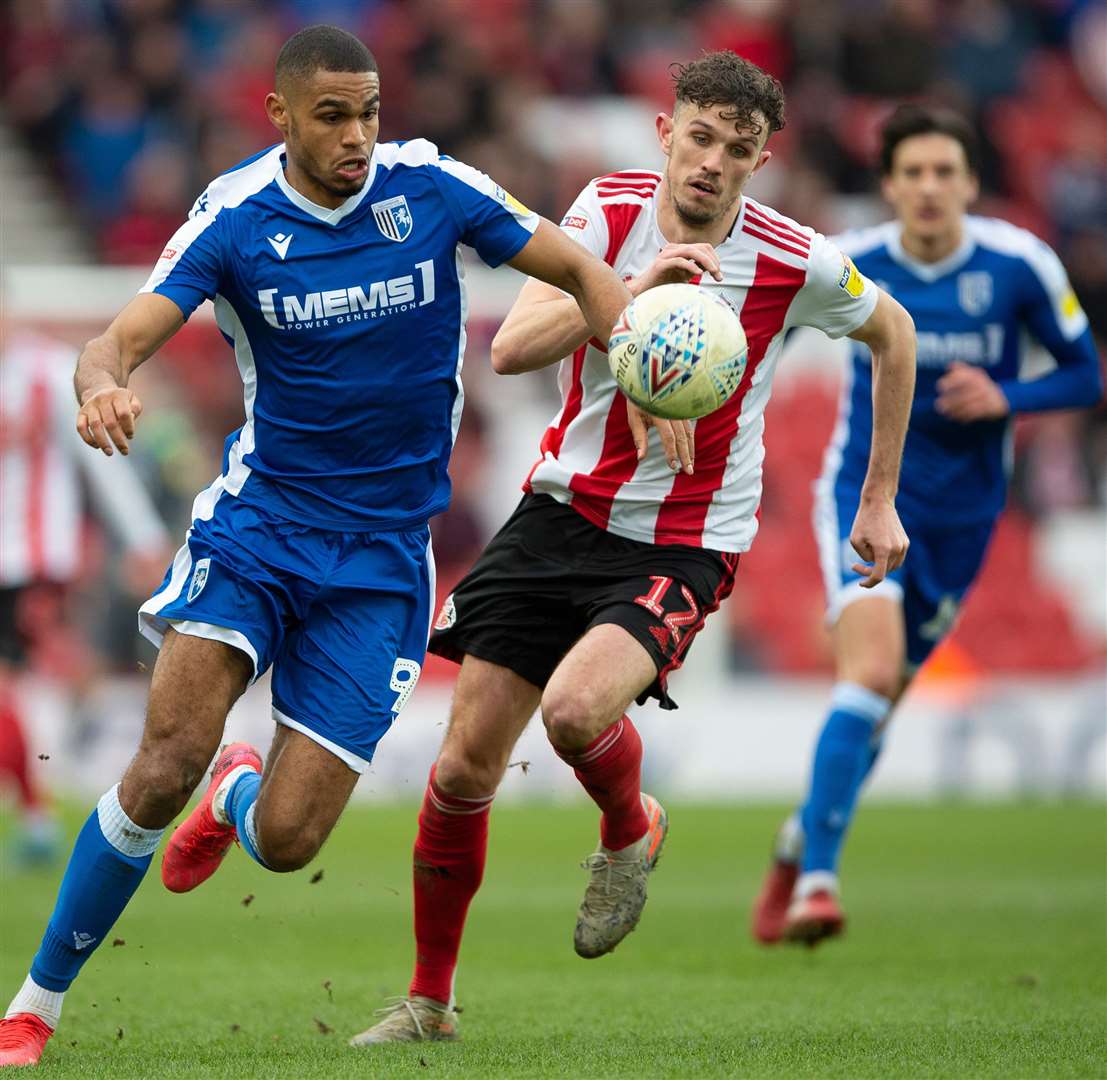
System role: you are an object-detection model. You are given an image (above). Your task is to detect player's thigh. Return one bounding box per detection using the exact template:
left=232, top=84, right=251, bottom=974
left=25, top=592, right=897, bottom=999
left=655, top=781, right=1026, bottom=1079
left=541, top=622, right=659, bottom=747
left=832, top=594, right=909, bottom=702
left=428, top=495, right=584, bottom=691
left=435, top=655, right=543, bottom=797
left=139, top=490, right=308, bottom=685
left=252, top=725, right=359, bottom=870
left=815, top=476, right=909, bottom=631
left=553, top=547, right=738, bottom=730
left=121, top=627, right=253, bottom=825
left=270, top=526, right=434, bottom=775
left=902, top=517, right=996, bottom=672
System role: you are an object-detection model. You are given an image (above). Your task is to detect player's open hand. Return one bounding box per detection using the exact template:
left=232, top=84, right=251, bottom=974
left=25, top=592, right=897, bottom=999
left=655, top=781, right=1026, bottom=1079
left=630, top=243, right=723, bottom=295
left=625, top=400, right=694, bottom=475
left=936, top=361, right=1010, bottom=422
left=848, top=498, right=908, bottom=588
left=77, top=387, right=143, bottom=456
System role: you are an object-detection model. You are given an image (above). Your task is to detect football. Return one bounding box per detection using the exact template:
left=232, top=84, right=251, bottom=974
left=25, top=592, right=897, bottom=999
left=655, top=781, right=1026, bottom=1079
left=607, top=283, right=748, bottom=420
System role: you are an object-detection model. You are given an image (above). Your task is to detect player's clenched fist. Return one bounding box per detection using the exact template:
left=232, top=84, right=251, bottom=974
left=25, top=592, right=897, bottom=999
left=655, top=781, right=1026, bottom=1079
left=848, top=500, right=909, bottom=588
left=77, top=387, right=144, bottom=456
left=630, top=242, right=723, bottom=295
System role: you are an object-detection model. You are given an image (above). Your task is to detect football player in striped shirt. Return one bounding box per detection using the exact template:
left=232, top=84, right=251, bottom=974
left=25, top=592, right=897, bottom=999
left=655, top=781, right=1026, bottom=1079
left=0, top=24, right=641, bottom=1068
left=752, top=104, right=1102, bottom=947
left=355, top=51, right=916, bottom=1044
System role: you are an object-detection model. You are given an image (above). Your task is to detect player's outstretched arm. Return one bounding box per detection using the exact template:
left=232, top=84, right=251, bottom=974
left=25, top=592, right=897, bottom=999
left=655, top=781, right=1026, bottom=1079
left=846, top=289, right=916, bottom=586
left=492, top=241, right=722, bottom=377
left=499, top=220, right=631, bottom=372
left=75, top=293, right=184, bottom=457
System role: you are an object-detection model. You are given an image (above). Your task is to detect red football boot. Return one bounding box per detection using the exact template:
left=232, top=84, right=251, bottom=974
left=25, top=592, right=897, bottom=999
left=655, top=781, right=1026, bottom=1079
left=162, top=742, right=262, bottom=894
left=750, top=859, right=799, bottom=944
left=783, top=889, right=845, bottom=947
left=0, top=1013, right=53, bottom=1067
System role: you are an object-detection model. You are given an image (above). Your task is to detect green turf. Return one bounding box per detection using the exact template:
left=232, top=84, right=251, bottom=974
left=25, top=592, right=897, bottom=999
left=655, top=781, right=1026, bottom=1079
left=1, top=801, right=1104, bottom=1078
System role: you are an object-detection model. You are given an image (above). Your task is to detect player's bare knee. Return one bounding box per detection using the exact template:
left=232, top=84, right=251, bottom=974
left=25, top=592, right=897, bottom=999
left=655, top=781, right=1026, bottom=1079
left=848, top=664, right=901, bottom=703
left=256, top=818, right=324, bottom=873
left=434, top=746, right=501, bottom=798
left=121, top=741, right=210, bottom=825
left=540, top=685, right=601, bottom=750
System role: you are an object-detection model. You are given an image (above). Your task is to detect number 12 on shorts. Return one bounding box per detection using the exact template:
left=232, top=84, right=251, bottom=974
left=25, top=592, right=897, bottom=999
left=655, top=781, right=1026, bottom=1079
left=390, top=658, right=422, bottom=715
left=634, top=575, right=699, bottom=649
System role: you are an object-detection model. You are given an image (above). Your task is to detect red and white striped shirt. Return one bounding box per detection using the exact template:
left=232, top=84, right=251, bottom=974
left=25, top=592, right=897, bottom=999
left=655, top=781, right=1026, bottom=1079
left=0, top=334, right=169, bottom=586
left=524, top=173, right=878, bottom=553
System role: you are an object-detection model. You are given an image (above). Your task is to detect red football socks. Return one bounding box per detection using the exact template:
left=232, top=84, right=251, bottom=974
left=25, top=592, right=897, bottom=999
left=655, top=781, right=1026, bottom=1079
left=409, top=765, right=493, bottom=1005
left=0, top=697, right=40, bottom=810
left=554, top=715, right=649, bottom=851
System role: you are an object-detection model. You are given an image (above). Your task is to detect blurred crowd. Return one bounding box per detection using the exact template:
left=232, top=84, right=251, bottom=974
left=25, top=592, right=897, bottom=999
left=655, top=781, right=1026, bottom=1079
left=2, top=0, right=1105, bottom=302
left=1, top=0, right=1104, bottom=680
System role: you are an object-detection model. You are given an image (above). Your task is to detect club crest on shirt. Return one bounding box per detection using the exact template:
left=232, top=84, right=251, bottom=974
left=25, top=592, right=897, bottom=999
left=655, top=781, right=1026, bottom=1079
left=187, top=557, right=211, bottom=603
left=372, top=195, right=413, bottom=242
left=957, top=271, right=993, bottom=316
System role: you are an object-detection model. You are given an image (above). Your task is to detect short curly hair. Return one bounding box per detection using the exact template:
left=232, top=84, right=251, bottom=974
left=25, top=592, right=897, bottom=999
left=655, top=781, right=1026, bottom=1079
left=672, top=51, right=786, bottom=140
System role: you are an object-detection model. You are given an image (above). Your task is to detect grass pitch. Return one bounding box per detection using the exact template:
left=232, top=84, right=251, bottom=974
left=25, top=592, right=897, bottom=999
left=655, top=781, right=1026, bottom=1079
left=1, top=800, right=1104, bottom=1078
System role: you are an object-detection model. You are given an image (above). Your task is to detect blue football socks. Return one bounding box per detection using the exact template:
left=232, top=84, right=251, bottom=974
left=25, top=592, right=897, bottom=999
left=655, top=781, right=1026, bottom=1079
left=28, top=786, right=163, bottom=993
left=799, top=683, right=892, bottom=878
left=224, top=770, right=266, bottom=867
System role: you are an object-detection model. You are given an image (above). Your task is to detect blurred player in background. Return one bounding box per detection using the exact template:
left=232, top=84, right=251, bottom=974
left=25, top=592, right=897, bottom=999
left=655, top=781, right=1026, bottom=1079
left=353, top=51, right=916, bottom=1046
left=753, top=103, right=1103, bottom=948
left=0, top=24, right=637, bottom=1068
left=0, top=330, right=169, bottom=868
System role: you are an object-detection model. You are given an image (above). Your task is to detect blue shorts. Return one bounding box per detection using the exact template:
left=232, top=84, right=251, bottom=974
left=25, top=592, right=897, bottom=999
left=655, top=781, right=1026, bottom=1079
left=138, top=479, right=434, bottom=771
left=813, top=477, right=995, bottom=669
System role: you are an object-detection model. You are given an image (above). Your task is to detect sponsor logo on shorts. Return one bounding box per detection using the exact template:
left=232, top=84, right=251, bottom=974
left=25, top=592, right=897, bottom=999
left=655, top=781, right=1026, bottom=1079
left=561, top=214, right=589, bottom=230
left=434, top=594, right=457, bottom=632
left=187, top=558, right=211, bottom=604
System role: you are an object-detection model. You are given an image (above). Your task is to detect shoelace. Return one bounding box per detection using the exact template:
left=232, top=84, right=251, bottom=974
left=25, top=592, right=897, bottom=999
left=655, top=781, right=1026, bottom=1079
left=371, top=997, right=452, bottom=1039
left=172, top=806, right=234, bottom=860
left=580, top=853, right=640, bottom=911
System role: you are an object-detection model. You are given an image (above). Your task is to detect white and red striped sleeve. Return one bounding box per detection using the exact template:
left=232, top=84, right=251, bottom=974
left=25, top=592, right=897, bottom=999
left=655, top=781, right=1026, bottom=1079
left=787, top=231, right=879, bottom=338
left=556, top=181, right=609, bottom=259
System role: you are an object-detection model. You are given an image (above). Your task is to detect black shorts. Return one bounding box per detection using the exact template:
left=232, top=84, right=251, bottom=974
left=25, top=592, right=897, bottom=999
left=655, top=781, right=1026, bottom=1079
left=428, top=494, right=738, bottom=709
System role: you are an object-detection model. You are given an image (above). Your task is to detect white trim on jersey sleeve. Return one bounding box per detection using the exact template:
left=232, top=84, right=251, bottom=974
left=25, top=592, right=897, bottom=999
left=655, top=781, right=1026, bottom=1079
left=967, top=216, right=1090, bottom=341
left=556, top=181, right=610, bottom=259
left=830, top=221, right=898, bottom=259
left=433, top=157, right=541, bottom=235
left=140, top=146, right=284, bottom=294
left=787, top=231, right=878, bottom=338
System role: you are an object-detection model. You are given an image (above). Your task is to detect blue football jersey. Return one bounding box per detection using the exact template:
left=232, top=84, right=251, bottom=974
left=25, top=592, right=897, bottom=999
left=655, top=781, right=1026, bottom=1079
left=824, top=216, right=1098, bottom=524
left=141, top=140, right=539, bottom=530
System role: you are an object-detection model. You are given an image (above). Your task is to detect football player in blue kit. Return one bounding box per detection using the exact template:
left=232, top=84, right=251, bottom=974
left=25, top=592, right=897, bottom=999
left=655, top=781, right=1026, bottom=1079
left=0, top=25, right=658, bottom=1067
left=752, top=104, right=1103, bottom=947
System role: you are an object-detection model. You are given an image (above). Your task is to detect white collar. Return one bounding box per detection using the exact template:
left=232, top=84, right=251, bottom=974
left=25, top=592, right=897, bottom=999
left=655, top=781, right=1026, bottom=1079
left=274, top=147, right=378, bottom=225
left=887, top=224, right=976, bottom=282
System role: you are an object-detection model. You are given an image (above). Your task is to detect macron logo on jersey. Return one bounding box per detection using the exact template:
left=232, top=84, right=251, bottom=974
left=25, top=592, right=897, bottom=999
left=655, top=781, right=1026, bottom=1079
left=267, top=232, right=293, bottom=260
left=257, top=259, right=436, bottom=330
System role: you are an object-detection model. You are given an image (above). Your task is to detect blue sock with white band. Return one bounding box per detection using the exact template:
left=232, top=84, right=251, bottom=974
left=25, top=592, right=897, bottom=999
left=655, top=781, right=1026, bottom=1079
left=224, top=770, right=266, bottom=867
left=12, top=786, right=163, bottom=1024
left=798, top=683, right=892, bottom=888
